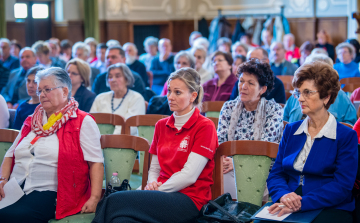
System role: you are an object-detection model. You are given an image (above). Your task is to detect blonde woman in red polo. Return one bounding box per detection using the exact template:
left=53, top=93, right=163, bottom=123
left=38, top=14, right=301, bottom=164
left=93, top=68, right=218, bottom=223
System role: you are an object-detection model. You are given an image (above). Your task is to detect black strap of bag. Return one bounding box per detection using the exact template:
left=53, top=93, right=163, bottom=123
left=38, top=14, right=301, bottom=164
left=208, top=200, right=242, bottom=223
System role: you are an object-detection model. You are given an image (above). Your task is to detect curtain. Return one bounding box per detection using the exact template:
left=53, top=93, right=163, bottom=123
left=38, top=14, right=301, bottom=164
left=0, top=0, right=6, bottom=38
left=84, top=0, right=99, bottom=41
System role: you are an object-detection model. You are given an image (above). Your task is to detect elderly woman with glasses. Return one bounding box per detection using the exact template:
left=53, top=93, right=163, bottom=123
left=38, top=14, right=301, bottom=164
left=334, top=42, right=360, bottom=79
left=0, top=67, right=104, bottom=222
left=267, top=61, right=358, bottom=223
left=90, top=63, right=145, bottom=135
left=202, top=51, right=237, bottom=102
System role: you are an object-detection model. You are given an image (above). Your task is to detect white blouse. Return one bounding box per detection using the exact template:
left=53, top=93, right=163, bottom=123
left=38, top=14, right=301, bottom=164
left=5, top=111, right=104, bottom=194
left=0, top=95, right=9, bottom=128
left=293, top=113, right=336, bottom=172
left=90, top=90, right=146, bottom=135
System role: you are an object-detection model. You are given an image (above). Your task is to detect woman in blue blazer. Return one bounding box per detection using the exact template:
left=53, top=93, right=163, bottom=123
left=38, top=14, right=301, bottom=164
left=267, top=61, right=358, bottom=223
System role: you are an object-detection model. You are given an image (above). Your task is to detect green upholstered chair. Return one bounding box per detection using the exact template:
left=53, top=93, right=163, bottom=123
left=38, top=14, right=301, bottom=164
left=0, top=129, right=19, bottom=165
left=90, top=113, right=125, bottom=135
left=48, top=134, right=150, bottom=223
left=125, top=115, right=168, bottom=175
left=202, top=101, right=225, bottom=118
left=214, top=140, right=278, bottom=206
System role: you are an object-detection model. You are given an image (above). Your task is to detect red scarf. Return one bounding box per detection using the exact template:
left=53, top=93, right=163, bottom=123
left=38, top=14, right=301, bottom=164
left=31, top=98, right=79, bottom=137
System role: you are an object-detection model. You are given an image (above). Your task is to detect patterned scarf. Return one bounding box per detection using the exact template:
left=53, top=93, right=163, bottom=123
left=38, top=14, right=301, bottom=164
left=31, top=98, right=79, bottom=137
left=227, top=97, right=267, bottom=141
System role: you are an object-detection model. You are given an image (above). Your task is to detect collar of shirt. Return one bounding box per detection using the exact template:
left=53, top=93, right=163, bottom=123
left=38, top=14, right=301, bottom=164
left=272, top=59, right=286, bottom=67
left=41, top=109, right=77, bottom=125
left=294, top=113, right=336, bottom=139
left=166, top=107, right=199, bottom=131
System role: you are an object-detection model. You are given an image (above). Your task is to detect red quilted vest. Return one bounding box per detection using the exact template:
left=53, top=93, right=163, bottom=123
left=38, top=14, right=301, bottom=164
left=12, top=109, right=92, bottom=219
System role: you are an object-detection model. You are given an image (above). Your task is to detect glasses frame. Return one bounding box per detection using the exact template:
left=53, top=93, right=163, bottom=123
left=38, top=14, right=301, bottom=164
left=293, top=89, right=318, bottom=99
left=36, top=86, right=64, bottom=96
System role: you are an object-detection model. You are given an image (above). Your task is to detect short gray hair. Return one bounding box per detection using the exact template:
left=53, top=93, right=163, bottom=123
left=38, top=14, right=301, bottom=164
left=20, top=47, right=36, bottom=58
left=143, top=36, right=158, bottom=48
left=174, top=51, right=196, bottom=69
left=123, top=42, right=138, bottom=53
left=311, top=48, right=328, bottom=56
left=217, top=37, right=232, bottom=48
left=305, top=54, right=333, bottom=66
left=72, top=42, right=90, bottom=58
left=106, top=63, right=135, bottom=88
left=231, top=41, right=248, bottom=54
left=106, top=39, right=121, bottom=47
left=0, top=38, right=10, bottom=45
left=84, top=37, right=98, bottom=46
left=191, top=45, right=207, bottom=58
left=336, top=42, right=356, bottom=60
left=284, top=33, right=295, bottom=41
left=193, top=37, right=210, bottom=50
left=35, top=67, right=72, bottom=99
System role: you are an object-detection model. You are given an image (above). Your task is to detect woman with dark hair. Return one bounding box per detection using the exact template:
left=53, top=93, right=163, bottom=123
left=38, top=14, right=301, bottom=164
left=267, top=61, right=357, bottom=223
left=315, top=30, right=335, bottom=61
left=217, top=58, right=283, bottom=197
left=202, top=51, right=237, bottom=102
left=13, top=66, right=44, bottom=130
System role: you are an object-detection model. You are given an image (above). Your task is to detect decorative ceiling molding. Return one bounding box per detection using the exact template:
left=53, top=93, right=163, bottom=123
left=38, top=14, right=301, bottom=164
left=201, top=0, right=282, bottom=11
left=127, top=0, right=170, bottom=11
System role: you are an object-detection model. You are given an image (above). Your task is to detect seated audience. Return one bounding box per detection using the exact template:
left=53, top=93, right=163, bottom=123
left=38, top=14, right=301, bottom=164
left=261, top=29, right=273, bottom=54
left=147, top=51, right=195, bottom=115
left=72, top=42, right=100, bottom=84
left=232, top=55, right=246, bottom=77
left=316, top=29, right=335, bottom=61
left=270, top=42, right=298, bottom=76
left=284, top=54, right=357, bottom=125
left=10, top=40, right=21, bottom=59
left=334, top=42, right=360, bottom=79
left=1, top=47, right=37, bottom=108
left=92, top=46, right=145, bottom=97
left=203, top=51, right=237, bottom=102
left=32, top=41, right=65, bottom=68
left=0, top=48, right=10, bottom=93
left=90, top=43, right=107, bottom=74
left=123, top=42, right=148, bottom=86
left=92, top=68, right=217, bottom=223
left=66, top=58, right=96, bottom=112
left=0, top=38, right=20, bottom=71
left=150, top=38, right=175, bottom=95
left=267, top=61, right=357, bottom=223
left=187, top=31, right=202, bottom=51
left=346, top=39, right=360, bottom=63
left=90, top=63, right=145, bottom=134
left=0, top=67, right=104, bottom=222
left=240, top=33, right=259, bottom=48
left=217, top=37, right=232, bottom=53
left=47, top=39, right=66, bottom=68
left=283, top=33, right=300, bottom=62
left=231, top=41, right=248, bottom=58
left=193, top=37, right=212, bottom=73
left=191, top=45, right=213, bottom=84
left=13, top=66, right=43, bottom=130
left=230, top=48, right=286, bottom=104
left=218, top=59, right=283, bottom=197
left=59, top=39, right=73, bottom=62
left=106, top=39, right=121, bottom=48
left=84, top=37, right=98, bottom=64
left=139, top=36, right=159, bottom=71
left=0, top=94, right=9, bottom=128
left=350, top=87, right=360, bottom=103
left=299, top=41, right=315, bottom=66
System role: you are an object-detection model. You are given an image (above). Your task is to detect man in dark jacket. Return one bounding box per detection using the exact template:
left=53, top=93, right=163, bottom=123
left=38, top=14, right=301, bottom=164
left=92, top=46, right=145, bottom=96
left=0, top=38, right=20, bottom=72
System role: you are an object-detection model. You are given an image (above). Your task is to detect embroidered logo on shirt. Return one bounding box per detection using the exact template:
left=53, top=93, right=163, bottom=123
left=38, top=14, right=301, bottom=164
left=178, top=136, right=190, bottom=152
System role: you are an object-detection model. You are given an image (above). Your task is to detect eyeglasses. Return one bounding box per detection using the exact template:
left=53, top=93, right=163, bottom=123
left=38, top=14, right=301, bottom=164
left=211, top=59, right=226, bottom=66
left=36, top=86, right=64, bottom=96
left=293, top=89, right=318, bottom=99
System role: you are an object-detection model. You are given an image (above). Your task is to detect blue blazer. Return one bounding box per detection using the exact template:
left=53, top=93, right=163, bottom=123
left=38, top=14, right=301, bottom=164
left=267, top=121, right=358, bottom=212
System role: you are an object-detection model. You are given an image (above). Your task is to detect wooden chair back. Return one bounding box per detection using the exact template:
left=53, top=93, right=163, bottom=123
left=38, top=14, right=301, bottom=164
left=90, top=113, right=126, bottom=134
left=124, top=114, right=169, bottom=135
left=283, top=121, right=289, bottom=129
left=276, top=75, right=294, bottom=91
left=0, top=129, right=19, bottom=166
left=202, top=101, right=225, bottom=118
left=340, top=77, right=360, bottom=85
left=101, top=134, right=150, bottom=190
left=342, top=83, right=360, bottom=93
left=279, top=103, right=285, bottom=108
left=340, top=122, right=354, bottom=129
left=213, top=140, right=278, bottom=200
left=207, top=117, right=219, bottom=130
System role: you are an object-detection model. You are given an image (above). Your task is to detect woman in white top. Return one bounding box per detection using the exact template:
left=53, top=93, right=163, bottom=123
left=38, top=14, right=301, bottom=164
left=0, top=67, right=104, bottom=222
left=191, top=45, right=213, bottom=84
left=0, top=94, right=9, bottom=128
left=90, top=63, right=145, bottom=134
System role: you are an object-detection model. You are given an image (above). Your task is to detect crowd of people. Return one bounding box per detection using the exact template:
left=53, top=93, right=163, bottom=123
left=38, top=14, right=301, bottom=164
left=0, top=27, right=360, bottom=222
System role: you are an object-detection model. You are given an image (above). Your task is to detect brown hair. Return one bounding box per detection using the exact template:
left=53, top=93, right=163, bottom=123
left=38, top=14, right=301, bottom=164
left=65, top=58, right=91, bottom=87
left=292, top=61, right=340, bottom=109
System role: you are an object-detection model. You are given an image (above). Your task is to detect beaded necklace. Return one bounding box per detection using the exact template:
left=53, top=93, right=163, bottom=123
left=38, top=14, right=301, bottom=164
left=111, top=89, right=129, bottom=113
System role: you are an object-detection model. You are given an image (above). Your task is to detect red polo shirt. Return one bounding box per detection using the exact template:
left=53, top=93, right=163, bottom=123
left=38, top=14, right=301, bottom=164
left=149, top=108, right=218, bottom=210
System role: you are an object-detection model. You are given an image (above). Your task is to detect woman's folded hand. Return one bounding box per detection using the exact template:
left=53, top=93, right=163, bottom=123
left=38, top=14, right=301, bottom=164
left=280, top=192, right=302, bottom=211
left=222, top=156, right=234, bottom=174
left=81, top=196, right=100, bottom=213
left=268, top=202, right=296, bottom=217
left=144, top=181, right=163, bottom=191
left=0, top=180, right=7, bottom=201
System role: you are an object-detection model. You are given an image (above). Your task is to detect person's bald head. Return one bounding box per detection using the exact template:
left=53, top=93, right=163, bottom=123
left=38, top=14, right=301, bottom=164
left=158, top=38, right=172, bottom=55
left=247, top=47, right=269, bottom=64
